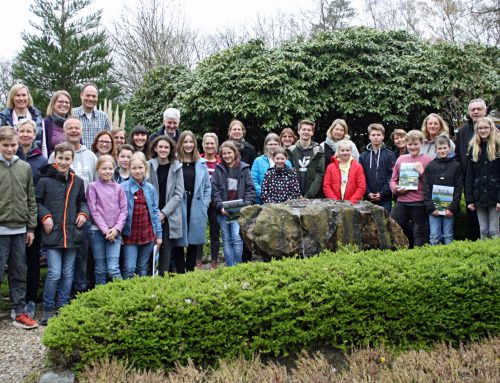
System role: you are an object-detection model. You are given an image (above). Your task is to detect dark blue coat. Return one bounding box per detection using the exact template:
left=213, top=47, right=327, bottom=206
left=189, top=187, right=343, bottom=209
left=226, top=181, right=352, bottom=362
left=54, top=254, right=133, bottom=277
left=17, top=146, right=47, bottom=186
left=0, top=107, right=44, bottom=151
left=359, top=144, right=395, bottom=201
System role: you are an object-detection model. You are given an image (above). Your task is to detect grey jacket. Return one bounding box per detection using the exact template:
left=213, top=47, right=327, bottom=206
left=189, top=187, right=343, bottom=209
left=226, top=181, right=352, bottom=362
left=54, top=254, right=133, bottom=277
left=148, top=158, right=184, bottom=239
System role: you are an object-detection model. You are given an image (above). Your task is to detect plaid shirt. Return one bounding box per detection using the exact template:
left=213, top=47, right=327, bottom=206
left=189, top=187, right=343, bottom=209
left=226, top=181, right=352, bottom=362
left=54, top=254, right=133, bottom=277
left=72, top=107, right=111, bottom=148
left=123, top=187, right=155, bottom=245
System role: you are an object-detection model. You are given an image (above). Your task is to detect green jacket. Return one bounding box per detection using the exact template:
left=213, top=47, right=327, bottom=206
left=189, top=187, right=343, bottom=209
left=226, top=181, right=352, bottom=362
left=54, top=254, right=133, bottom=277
left=287, top=141, right=325, bottom=198
left=0, top=156, right=37, bottom=231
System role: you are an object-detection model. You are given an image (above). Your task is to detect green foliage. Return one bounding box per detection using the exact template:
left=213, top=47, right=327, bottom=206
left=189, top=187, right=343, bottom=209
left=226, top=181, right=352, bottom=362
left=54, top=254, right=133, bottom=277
left=12, top=0, right=118, bottom=111
left=128, top=27, right=499, bottom=149
left=43, top=239, right=500, bottom=371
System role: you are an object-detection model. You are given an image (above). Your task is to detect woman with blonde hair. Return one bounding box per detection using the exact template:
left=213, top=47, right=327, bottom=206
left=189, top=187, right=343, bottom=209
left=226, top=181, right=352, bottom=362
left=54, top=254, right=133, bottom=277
left=44, top=90, right=73, bottom=157
left=321, top=119, right=359, bottom=168
left=0, top=84, right=45, bottom=154
left=228, top=119, right=256, bottom=166
left=465, top=117, right=500, bottom=239
left=420, top=113, right=455, bottom=158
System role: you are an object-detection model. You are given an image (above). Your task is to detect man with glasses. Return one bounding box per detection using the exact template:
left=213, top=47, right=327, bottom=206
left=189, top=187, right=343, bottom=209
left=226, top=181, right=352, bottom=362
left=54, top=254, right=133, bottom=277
left=72, top=83, right=111, bottom=148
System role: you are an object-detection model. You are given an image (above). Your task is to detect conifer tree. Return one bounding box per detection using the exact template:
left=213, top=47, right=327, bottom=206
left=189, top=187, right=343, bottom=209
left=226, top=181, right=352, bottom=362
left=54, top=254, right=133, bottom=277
left=13, top=0, right=118, bottom=109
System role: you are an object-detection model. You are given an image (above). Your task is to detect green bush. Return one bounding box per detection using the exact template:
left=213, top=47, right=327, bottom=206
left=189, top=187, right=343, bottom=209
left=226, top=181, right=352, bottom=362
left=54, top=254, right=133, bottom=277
left=43, top=239, right=500, bottom=371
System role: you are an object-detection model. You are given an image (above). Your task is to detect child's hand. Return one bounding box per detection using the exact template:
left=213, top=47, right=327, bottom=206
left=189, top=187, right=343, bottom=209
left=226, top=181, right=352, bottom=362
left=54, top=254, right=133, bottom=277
left=467, top=203, right=476, bottom=211
left=444, top=210, right=454, bottom=217
left=75, top=214, right=87, bottom=228
left=105, top=228, right=118, bottom=242
left=396, top=187, right=408, bottom=195
left=221, top=208, right=229, bottom=217
left=497, top=203, right=500, bottom=212
left=43, top=218, right=54, bottom=234
left=431, top=210, right=440, bottom=216
left=160, top=212, right=166, bottom=223
left=414, top=162, right=424, bottom=174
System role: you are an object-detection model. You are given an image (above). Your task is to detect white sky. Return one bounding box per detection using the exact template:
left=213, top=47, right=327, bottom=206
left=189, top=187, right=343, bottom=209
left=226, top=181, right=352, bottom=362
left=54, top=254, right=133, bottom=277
left=1, top=0, right=366, bottom=60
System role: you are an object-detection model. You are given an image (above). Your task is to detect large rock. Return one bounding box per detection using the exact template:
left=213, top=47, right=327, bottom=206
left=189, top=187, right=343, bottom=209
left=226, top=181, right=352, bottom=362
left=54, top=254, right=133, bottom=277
left=238, top=199, right=408, bottom=258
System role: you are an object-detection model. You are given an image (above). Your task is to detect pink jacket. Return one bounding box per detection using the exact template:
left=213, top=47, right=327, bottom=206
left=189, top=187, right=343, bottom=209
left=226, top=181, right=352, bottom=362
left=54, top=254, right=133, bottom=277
left=86, top=178, right=128, bottom=234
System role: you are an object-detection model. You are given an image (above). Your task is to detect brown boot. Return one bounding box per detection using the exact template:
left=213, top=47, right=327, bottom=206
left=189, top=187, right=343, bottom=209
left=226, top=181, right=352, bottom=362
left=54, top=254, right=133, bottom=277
left=211, top=260, right=218, bottom=269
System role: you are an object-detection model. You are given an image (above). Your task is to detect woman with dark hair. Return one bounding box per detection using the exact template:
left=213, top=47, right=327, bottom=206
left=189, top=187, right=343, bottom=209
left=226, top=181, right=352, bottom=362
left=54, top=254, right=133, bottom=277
left=172, top=131, right=211, bottom=273
left=0, top=84, right=45, bottom=154
left=129, top=125, right=150, bottom=158
left=91, top=130, right=117, bottom=159
left=148, top=136, right=184, bottom=275
left=44, top=90, right=72, bottom=157
left=228, top=120, right=256, bottom=166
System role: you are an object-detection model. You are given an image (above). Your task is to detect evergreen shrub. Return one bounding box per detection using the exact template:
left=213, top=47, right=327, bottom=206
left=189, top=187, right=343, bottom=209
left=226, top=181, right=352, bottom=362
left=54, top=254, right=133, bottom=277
left=43, top=239, right=500, bottom=370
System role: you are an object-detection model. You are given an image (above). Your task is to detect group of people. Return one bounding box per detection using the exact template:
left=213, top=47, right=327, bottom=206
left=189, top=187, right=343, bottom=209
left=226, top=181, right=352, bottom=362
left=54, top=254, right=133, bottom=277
left=0, top=81, right=498, bottom=331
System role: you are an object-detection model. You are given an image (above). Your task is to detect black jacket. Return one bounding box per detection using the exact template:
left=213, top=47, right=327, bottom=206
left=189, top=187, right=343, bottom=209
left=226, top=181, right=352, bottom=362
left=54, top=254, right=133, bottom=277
left=359, top=144, right=395, bottom=201
left=35, top=165, right=89, bottom=248
left=423, top=156, right=463, bottom=214
left=465, top=143, right=500, bottom=208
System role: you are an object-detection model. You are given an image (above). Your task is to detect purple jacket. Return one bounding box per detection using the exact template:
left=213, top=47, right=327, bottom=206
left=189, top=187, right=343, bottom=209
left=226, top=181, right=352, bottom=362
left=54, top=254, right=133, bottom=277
left=86, top=178, right=128, bottom=235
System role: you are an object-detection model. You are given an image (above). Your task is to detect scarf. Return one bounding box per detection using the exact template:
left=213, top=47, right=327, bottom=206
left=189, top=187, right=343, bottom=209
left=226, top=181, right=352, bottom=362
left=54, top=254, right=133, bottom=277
left=51, top=113, right=67, bottom=127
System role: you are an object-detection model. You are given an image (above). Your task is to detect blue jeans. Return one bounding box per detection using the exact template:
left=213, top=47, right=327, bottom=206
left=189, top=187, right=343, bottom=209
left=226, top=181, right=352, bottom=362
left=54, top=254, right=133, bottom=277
left=43, top=248, right=76, bottom=311
left=217, top=215, right=243, bottom=266
left=429, top=214, right=454, bottom=245
left=73, top=220, right=91, bottom=291
left=122, top=242, right=155, bottom=279
left=90, top=230, right=122, bottom=284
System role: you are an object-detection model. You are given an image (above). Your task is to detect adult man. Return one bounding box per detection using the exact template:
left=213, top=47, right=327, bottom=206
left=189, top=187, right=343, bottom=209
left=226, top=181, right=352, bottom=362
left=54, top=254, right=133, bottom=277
left=49, top=117, right=97, bottom=293
left=455, top=99, right=488, bottom=241
left=150, top=108, right=181, bottom=143
left=287, top=120, right=325, bottom=198
left=72, top=83, right=111, bottom=148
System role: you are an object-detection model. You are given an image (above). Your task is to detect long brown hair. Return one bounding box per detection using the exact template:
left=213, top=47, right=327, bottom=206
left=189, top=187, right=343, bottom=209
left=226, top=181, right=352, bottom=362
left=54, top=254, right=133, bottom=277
left=177, top=131, right=200, bottom=163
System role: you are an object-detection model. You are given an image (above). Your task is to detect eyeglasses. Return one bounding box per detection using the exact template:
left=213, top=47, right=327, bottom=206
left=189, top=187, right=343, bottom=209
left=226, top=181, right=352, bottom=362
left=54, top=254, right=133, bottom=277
left=97, top=140, right=112, bottom=145
left=477, top=126, right=490, bottom=131
left=56, top=100, right=71, bottom=105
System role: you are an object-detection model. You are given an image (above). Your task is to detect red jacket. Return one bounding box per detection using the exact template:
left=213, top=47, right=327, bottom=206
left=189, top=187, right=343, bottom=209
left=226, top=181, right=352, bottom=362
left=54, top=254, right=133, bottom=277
left=323, top=156, right=366, bottom=204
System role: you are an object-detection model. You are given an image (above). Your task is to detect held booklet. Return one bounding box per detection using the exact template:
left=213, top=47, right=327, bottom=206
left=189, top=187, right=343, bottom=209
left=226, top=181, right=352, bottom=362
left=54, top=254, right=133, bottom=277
left=432, top=185, right=454, bottom=215
left=398, top=163, right=419, bottom=190
left=222, top=199, right=245, bottom=221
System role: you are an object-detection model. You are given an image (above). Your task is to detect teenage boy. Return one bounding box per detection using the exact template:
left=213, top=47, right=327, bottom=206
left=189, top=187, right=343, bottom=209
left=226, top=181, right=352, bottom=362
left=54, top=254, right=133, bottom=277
left=359, top=123, right=395, bottom=212
left=287, top=119, right=325, bottom=198
left=37, top=143, right=88, bottom=325
left=390, top=130, right=433, bottom=247
left=0, top=127, right=38, bottom=329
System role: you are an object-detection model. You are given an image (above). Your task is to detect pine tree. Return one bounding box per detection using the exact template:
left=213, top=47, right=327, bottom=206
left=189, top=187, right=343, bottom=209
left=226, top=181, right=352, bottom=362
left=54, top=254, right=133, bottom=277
left=13, top=0, right=118, bottom=110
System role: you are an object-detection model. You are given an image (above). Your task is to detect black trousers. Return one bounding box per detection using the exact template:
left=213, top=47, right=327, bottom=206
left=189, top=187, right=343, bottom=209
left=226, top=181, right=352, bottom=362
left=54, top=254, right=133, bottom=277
left=391, top=202, right=428, bottom=248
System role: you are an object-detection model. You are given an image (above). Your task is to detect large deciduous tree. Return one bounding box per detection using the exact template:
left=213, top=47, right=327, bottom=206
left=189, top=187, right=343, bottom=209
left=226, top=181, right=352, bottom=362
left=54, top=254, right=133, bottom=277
left=13, top=0, right=117, bottom=110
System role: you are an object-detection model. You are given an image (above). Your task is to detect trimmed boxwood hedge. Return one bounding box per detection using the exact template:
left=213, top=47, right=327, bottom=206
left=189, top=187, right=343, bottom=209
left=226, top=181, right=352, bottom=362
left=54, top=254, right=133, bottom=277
left=43, top=239, right=500, bottom=370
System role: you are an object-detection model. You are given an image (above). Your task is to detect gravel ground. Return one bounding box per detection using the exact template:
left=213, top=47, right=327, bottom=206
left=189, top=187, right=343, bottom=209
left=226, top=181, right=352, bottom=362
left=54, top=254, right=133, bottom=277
left=0, top=309, right=46, bottom=383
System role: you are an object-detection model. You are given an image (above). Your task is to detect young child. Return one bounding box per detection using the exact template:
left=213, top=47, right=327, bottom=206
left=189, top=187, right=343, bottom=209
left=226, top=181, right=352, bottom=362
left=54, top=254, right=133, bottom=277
left=261, top=147, right=300, bottom=203
left=87, top=155, right=128, bottom=284
left=0, top=127, right=38, bottom=329
left=211, top=141, right=256, bottom=266
left=121, top=152, right=162, bottom=278
left=391, top=129, right=408, bottom=161
left=465, top=117, right=500, bottom=239
left=359, top=123, right=395, bottom=212
left=390, top=130, right=433, bottom=247
left=323, top=139, right=366, bottom=204
left=114, top=144, right=134, bottom=183
left=423, top=136, right=463, bottom=245
left=36, top=143, right=88, bottom=325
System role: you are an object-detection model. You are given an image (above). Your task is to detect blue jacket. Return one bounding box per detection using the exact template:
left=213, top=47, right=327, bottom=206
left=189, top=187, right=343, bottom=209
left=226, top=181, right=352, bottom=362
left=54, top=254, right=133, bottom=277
left=174, top=159, right=212, bottom=246
left=121, top=178, right=162, bottom=239
left=0, top=107, right=45, bottom=152
left=251, top=154, right=291, bottom=204
left=17, top=146, right=47, bottom=186
left=359, top=143, right=395, bottom=201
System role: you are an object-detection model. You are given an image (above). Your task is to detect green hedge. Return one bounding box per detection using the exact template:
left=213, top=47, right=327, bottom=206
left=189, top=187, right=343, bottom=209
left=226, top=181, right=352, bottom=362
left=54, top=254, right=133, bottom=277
left=43, top=239, right=500, bottom=370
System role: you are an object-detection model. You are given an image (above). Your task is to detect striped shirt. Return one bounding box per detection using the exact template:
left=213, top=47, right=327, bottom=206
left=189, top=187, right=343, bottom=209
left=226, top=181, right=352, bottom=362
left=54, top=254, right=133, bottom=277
left=72, top=107, right=111, bottom=148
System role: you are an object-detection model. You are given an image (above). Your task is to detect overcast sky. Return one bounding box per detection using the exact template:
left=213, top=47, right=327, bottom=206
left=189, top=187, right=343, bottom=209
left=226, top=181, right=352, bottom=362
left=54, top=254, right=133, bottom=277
left=1, top=0, right=366, bottom=60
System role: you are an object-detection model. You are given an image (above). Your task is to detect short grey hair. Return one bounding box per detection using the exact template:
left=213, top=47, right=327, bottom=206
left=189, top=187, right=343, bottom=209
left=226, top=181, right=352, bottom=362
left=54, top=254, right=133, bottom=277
left=468, top=99, right=487, bottom=112
left=163, top=107, right=180, bottom=120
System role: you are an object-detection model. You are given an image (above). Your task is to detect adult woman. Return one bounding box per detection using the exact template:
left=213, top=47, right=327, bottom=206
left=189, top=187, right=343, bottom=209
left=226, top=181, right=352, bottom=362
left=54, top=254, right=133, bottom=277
left=279, top=128, right=298, bottom=149
left=228, top=120, right=256, bottom=166
left=323, top=139, right=366, bottom=204
left=148, top=136, right=184, bottom=275
left=200, top=133, right=221, bottom=269
left=16, top=119, right=47, bottom=318
left=420, top=113, right=455, bottom=158
left=0, top=84, right=45, bottom=154
left=321, top=119, right=359, bottom=168
left=251, top=133, right=291, bottom=204
left=129, top=125, right=150, bottom=158
left=172, top=131, right=211, bottom=273
left=44, top=90, right=72, bottom=157
left=91, top=130, right=117, bottom=158
left=111, top=127, right=127, bottom=146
